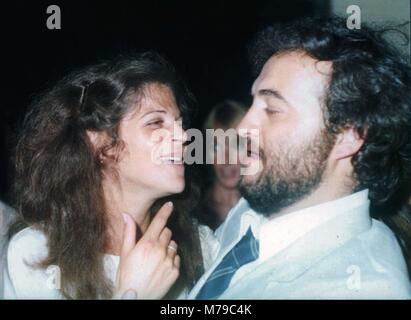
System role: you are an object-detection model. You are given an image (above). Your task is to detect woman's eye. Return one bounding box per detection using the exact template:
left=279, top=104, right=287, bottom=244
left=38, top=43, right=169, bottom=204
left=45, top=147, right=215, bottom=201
left=147, top=119, right=164, bottom=127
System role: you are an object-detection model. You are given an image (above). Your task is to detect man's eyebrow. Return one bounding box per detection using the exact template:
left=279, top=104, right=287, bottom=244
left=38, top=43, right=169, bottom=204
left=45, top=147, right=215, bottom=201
left=257, top=89, right=290, bottom=105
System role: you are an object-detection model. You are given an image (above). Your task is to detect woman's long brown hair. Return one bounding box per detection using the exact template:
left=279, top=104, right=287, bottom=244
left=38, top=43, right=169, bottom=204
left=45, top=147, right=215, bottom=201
left=9, top=53, right=203, bottom=299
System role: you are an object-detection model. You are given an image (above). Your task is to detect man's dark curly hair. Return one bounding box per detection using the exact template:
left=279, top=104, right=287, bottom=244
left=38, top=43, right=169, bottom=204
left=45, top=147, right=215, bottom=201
left=249, top=16, right=411, bottom=206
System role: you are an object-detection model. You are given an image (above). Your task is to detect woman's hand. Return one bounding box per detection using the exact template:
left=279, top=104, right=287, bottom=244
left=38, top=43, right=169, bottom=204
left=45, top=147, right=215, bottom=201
left=113, top=201, right=180, bottom=299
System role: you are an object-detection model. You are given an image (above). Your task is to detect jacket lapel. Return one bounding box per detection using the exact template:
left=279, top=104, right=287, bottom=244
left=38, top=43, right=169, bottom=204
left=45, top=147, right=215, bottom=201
left=219, top=201, right=372, bottom=298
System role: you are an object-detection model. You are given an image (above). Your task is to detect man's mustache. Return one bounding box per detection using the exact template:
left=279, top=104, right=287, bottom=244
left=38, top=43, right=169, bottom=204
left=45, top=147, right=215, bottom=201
left=242, top=136, right=265, bottom=162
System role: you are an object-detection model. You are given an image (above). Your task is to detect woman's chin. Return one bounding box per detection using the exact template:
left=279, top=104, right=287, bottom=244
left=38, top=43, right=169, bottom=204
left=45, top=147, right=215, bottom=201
left=152, top=165, right=186, bottom=195
left=160, top=179, right=186, bottom=195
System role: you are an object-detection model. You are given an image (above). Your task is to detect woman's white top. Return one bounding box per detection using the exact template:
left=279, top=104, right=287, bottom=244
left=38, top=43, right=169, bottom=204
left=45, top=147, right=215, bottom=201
left=0, top=201, right=15, bottom=299
left=2, top=225, right=220, bottom=299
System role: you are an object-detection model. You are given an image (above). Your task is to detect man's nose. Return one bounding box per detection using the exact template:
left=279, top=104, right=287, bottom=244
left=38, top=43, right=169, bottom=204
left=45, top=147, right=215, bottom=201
left=236, top=107, right=258, bottom=138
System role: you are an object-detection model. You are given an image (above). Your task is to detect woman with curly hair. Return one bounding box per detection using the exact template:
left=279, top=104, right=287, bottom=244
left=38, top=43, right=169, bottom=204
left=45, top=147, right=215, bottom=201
left=4, top=53, right=217, bottom=299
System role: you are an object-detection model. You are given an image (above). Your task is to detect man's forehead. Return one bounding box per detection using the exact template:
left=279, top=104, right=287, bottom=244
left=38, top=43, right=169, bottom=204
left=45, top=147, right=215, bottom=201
left=252, top=52, right=332, bottom=97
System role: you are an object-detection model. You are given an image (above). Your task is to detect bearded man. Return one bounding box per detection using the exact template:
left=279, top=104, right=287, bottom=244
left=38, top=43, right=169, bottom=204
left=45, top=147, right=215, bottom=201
left=189, top=17, right=411, bottom=299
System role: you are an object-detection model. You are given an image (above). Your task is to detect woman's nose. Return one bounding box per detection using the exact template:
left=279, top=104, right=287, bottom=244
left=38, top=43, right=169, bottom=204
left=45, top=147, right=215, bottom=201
left=172, top=121, right=188, bottom=143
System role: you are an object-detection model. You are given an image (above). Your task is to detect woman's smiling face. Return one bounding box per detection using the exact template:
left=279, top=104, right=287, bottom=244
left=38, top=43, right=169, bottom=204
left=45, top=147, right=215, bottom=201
left=114, top=82, right=188, bottom=198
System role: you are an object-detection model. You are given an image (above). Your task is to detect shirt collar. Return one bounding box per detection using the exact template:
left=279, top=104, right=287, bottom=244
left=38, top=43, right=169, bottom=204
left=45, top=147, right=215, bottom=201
left=258, top=189, right=369, bottom=262
left=214, top=198, right=265, bottom=250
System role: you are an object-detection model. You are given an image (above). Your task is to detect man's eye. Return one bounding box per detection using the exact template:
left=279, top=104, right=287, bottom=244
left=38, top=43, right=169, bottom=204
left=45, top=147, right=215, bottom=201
left=265, top=108, right=279, bottom=115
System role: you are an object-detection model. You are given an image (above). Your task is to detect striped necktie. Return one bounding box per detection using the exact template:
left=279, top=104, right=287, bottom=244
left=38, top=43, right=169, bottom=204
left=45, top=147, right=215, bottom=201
left=196, top=227, right=259, bottom=299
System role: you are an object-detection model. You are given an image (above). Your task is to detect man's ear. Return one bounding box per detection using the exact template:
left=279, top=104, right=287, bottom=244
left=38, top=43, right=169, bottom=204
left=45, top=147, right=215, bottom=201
left=332, top=127, right=365, bottom=160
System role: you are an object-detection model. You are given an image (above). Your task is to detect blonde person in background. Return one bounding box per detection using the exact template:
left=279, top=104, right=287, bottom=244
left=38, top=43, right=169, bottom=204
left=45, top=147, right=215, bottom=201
left=193, top=100, right=247, bottom=231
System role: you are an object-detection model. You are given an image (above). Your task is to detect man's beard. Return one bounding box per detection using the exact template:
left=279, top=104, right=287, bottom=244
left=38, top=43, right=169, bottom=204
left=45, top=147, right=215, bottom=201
left=239, top=129, right=335, bottom=217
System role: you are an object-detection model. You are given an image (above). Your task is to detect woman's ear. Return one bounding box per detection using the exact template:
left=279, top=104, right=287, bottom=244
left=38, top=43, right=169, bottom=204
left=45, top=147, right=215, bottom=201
left=86, top=130, right=101, bottom=149
left=86, top=130, right=120, bottom=164
left=332, top=127, right=365, bottom=160
left=86, top=129, right=107, bottom=162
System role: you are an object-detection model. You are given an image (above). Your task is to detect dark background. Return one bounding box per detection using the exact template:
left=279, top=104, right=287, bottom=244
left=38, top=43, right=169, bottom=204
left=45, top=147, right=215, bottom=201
left=0, top=0, right=330, bottom=200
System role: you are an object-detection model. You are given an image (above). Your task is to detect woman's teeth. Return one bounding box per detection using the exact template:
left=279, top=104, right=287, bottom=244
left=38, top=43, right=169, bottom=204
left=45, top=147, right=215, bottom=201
left=160, top=156, right=183, bottom=164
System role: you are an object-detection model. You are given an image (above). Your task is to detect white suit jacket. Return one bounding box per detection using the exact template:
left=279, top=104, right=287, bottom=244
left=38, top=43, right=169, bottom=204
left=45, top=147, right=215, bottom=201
left=189, top=194, right=411, bottom=299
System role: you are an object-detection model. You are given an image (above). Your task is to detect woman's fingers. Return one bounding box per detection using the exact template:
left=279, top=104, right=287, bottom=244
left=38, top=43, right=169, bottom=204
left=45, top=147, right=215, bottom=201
left=166, top=240, right=178, bottom=259
left=120, top=213, right=136, bottom=259
left=163, top=254, right=180, bottom=286
left=114, top=203, right=180, bottom=300
left=159, top=227, right=172, bottom=247
left=143, top=202, right=173, bottom=241
left=173, top=254, right=181, bottom=269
